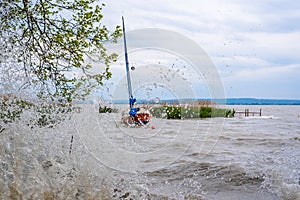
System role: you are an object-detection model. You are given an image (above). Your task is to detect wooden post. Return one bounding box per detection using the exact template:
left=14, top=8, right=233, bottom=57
left=259, top=108, right=262, bottom=116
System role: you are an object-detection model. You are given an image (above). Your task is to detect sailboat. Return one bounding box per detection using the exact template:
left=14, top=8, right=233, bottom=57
left=121, top=16, right=151, bottom=125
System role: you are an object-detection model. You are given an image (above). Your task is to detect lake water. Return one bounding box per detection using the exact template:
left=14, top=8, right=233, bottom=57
left=1, top=105, right=299, bottom=199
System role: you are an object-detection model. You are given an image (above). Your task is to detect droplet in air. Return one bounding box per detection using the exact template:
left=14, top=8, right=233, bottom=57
left=154, top=97, right=160, bottom=103
left=131, top=66, right=135, bottom=70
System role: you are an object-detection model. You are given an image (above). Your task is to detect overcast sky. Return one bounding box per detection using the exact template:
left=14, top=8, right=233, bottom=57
left=100, top=0, right=300, bottom=99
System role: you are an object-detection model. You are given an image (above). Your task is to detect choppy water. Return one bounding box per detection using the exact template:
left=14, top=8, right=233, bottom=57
left=1, top=105, right=300, bottom=199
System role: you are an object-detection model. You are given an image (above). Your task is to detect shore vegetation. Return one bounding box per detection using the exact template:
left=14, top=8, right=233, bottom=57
left=150, top=101, right=234, bottom=119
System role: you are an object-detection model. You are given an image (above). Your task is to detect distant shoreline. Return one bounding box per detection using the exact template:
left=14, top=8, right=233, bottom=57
left=110, top=98, right=300, bottom=106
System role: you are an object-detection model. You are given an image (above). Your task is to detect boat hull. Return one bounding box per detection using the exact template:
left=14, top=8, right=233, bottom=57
left=122, top=112, right=151, bottom=126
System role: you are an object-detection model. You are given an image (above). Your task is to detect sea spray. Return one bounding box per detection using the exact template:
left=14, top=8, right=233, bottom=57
left=0, top=109, right=113, bottom=199
left=0, top=107, right=152, bottom=199
left=1, top=105, right=300, bottom=199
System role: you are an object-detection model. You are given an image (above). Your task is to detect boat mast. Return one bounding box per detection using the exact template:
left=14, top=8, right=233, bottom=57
left=122, top=16, right=133, bottom=108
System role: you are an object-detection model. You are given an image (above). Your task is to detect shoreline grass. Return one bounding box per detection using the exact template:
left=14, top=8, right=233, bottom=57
left=150, top=105, right=234, bottom=119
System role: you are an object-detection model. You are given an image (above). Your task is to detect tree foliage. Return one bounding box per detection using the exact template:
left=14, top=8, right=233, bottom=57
left=0, top=0, right=121, bottom=103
